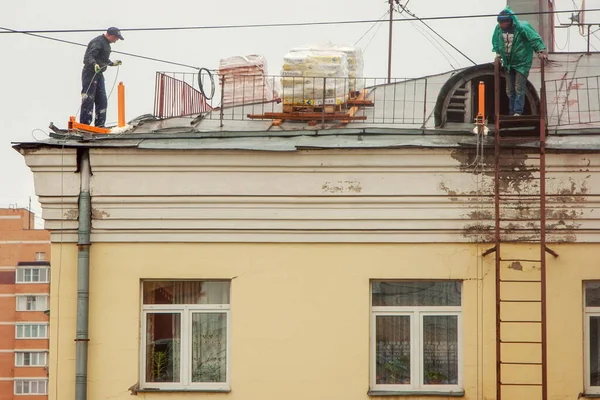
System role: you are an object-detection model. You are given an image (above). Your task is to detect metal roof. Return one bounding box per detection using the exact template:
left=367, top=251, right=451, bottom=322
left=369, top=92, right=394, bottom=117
left=13, top=131, right=600, bottom=152
left=13, top=52, right=600, bottom=151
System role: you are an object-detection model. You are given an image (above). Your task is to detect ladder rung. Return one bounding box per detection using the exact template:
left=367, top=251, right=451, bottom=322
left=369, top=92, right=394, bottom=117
left=500, top=300, right=542, bottom=303
left=501, top=259, right=542, bottom=262
left=500, top=362, right=543, bottom=365
left=501, top=320, right=542, bottom=323
left=498, top=138, right=540, bottom=143
left=501, top=383, right=543, bottom=386
left=501, top=341, right=542, bottom=344
left=500, top=280, right=541, bottom=283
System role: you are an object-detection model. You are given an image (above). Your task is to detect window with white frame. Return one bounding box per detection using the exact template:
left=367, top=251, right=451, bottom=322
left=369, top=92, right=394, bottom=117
left=16, top=267, right=49, bottom=284
left=371, top=281, right=462, bottom=393
left=16, top=295, right=48, bottom=311
left=16, top=324, right=48, bottom=339
left=141, top=281, right=231, bottom=391
left=15, top=352, right=47, bottom=367
left=34, top=252, right=46, bottom=262
left=15, top=380, right=47, bottom=395
left=585, top=282, right=600, bottom=393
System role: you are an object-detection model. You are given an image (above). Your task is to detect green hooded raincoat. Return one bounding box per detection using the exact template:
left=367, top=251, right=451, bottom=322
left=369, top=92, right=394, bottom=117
left=492, top=6, right=546, bottom=77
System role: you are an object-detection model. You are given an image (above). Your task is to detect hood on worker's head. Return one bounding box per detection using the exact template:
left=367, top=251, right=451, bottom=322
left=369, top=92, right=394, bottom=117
left=497, top=6, right=519, bottom=26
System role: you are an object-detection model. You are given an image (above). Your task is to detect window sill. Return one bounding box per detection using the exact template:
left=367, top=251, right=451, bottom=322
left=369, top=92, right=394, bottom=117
left=132, top=387, right=231, bottom=395
left=582, top=394, right=600, bottom=398
left=368, top=390, right=465, bottom=397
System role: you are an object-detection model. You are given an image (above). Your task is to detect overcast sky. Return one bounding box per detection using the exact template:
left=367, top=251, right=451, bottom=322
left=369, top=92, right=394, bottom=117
left=0, top=0, right=596, bottom=226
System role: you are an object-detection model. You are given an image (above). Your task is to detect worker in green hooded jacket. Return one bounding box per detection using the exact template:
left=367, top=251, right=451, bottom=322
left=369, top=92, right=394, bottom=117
left=492, top=6, right=547, bottom=116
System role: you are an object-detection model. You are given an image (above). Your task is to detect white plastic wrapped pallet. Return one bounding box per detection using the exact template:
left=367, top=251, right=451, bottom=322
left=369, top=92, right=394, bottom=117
left=281, top=49, right=351, bottom=107
left=289, top=43, right=365, bottom=92
left=218, top=55, right=279, bottom=107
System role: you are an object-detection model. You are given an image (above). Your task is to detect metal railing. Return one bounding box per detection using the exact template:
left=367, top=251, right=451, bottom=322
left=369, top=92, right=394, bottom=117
left=154, top=72, right=212, bottom=119
left=153, top=71, right=442, bottom=126
left=546, top=75, right=600, bottom=126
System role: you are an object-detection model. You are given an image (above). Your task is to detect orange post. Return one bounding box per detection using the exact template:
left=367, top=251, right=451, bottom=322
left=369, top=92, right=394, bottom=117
left=118, top=82, right=126, bottom=127
left=478, top=81, right=485, bottom=119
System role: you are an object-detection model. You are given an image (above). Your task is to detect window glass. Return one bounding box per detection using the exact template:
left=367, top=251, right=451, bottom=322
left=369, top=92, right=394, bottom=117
left=375, top=316, right=411, bottom=385
left=143, top=281, right=230, bottom=305
left=372, top=281, right=462, bottom=307
left=145, top=313, right=181, bottom=383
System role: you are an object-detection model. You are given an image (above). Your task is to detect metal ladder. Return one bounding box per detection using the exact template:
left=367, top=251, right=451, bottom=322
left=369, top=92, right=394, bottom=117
left=489, top=57, right=556, bottom=400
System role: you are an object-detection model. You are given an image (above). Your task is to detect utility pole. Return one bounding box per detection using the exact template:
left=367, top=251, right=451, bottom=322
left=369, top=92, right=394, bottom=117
left=387, top=0, right=394, bottom=83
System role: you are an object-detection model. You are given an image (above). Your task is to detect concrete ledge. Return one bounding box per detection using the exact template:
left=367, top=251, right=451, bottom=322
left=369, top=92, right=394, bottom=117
left=368, top=390, right=465, bottom=397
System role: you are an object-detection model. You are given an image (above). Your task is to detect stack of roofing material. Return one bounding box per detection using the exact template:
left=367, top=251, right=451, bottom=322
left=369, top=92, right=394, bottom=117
left=290, top=43, right=365, bottom=93
left=218, top=55, right=278, bottom=107
left=281, top=50, right=350, bottom=108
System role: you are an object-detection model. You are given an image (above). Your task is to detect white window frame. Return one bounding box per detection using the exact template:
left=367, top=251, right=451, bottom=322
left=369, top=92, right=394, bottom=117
left=15, top=351, right=48, bottom=367
left=370, top=286, right=463, bottom=393
left=140, top=287, right=231, bottom=391
left=16, top=267, right=49, bottom=284
left=15, top=324, right=48, bottom=339
left=35, top=252, right=46, bottom=262
left=16, top=295, right=48, bottom=312
left=585, top=283, right=600, bottom=394
left=14, top=379, right=48, bottom=395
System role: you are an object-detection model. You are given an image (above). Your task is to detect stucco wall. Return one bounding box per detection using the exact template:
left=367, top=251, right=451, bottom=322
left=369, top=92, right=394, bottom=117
left=47, top=242, right=595, bottom=400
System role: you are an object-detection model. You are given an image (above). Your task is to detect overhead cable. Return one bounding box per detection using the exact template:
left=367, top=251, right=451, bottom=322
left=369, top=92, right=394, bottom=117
left=0, top=8, right=595, bottom=34
left=0, top=26, right=199, bottom=69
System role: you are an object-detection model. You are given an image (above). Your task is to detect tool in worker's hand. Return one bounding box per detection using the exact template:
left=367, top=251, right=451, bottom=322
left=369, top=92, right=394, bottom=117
left=94, top=64, right=102, bottom=73
left=111, top=60, right=122, bottom=66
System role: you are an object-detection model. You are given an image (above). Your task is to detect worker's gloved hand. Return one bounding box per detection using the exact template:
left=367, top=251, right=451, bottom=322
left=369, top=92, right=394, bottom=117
left=94, top=64, right=102, bottom=73
left=537, top=51, right=548, bottom=61
left=111, top=60, right=122, bottom=66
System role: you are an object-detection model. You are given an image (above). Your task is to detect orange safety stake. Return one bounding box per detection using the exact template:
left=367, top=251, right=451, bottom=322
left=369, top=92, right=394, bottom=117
left=478, top=81, right=485, bottom=119
left=475, top=81, right=486, bottom=126
left=118, top=82, right=126, bottom=128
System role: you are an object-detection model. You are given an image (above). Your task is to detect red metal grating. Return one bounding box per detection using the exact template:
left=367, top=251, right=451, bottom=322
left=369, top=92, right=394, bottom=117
left=154, top=72, right=212, bottom=119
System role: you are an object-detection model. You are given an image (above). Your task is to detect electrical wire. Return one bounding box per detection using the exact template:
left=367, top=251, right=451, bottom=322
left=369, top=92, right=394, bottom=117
left=398, top=10, right=460, bottom=69
left=397, top=4, right=461, bottom=67
left=398, top=5, right=477, bottom=65
left=0, top=26, right=198, bottom=70
left=555, top=24, right=571, bottom=51
left=362, top=14, right=388, bottom=53
left=355, top=10, right=389, bottom=45
left=0, top=8, right=595, bottom=34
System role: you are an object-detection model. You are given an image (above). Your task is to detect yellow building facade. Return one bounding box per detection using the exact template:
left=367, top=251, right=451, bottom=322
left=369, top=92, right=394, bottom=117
left=44, top=242, right=600, bottom=400
left=14, top=144, right=600, bottom=400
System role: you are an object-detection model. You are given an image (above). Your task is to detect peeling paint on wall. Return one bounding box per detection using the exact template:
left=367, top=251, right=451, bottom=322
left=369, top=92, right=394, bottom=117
left=439, top=149, right=591, bottom=243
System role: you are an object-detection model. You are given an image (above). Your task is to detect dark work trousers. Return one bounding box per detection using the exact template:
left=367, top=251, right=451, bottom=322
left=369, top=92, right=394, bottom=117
left=80, top=69, right=107, bottom=126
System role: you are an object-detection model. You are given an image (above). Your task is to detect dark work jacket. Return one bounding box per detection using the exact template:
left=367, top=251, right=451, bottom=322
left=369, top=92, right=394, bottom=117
left=82, top=35, right=112, bottom=72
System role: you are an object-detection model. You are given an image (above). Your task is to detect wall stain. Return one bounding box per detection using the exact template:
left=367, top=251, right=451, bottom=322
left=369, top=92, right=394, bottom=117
left=92, top=209, right=110, bottom=220
left=508, top=262, right=523, bottom=271
left=322, top=181, right=363, bottom=194
left=64, top=209, right=78, bottom=220
left=439, top=148, right=591, bottom=243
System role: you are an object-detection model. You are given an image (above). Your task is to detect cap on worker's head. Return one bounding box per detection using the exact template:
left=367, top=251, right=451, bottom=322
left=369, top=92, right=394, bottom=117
left=497, top=10, right=512, bottom=23
left=107, top=27, right=124, bottom=40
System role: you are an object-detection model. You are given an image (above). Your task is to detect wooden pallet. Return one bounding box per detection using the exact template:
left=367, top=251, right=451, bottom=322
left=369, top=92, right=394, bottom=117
left=247, top=112, right=366, bottom=122
left=282, top=103, right=344, bottom=114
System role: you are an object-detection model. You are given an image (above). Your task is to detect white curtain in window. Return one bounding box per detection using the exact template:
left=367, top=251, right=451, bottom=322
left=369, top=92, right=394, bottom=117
left=191, top=313, right=227, bottom=383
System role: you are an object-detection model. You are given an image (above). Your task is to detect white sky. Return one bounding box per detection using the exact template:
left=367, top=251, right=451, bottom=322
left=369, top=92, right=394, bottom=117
left=0, top=0, right=597, bottom=226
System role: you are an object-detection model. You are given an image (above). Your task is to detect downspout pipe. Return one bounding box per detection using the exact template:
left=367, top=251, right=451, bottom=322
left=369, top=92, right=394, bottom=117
left=75, top=151, right=91, bottom=400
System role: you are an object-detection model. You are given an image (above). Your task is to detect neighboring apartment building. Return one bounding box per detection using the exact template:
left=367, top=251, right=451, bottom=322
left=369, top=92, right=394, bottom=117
left=0, top=209, right=50, bottom=400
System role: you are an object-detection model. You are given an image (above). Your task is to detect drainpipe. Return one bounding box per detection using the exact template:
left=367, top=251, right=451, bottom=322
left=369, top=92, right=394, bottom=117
left=75, top=151, right=91, bottom=400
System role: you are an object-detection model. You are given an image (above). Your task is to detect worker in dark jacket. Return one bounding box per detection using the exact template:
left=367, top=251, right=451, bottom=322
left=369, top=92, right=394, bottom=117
left=80, top=27, right=124, bottom=127
left=492, top=7, right=546, bottom=116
